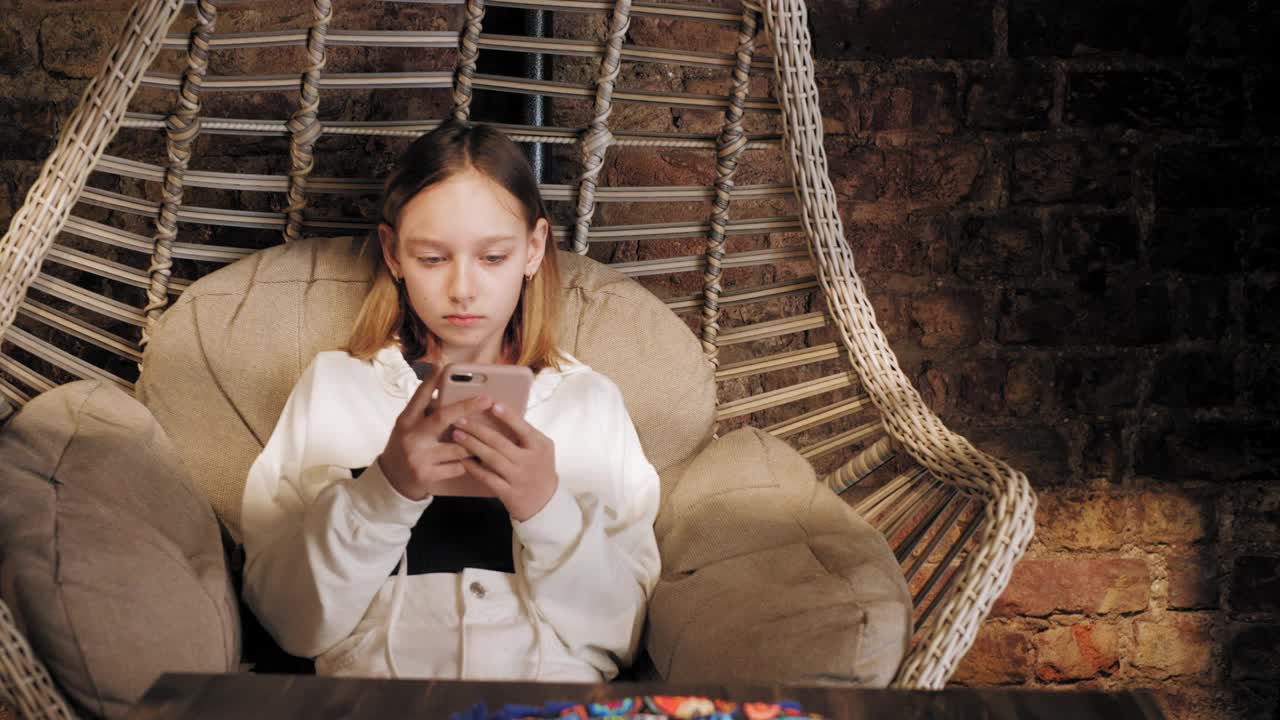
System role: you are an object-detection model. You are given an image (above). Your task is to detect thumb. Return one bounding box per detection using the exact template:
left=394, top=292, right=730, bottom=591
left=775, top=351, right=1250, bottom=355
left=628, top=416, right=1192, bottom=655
left=401, top=360, right=441, bottom=421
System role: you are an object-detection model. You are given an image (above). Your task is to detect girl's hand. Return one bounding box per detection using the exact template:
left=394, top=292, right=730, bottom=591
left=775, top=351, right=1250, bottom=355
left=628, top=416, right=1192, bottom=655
left=450, top=402, right=559, bottom=522
left=378, top=367, right=492, bottom=502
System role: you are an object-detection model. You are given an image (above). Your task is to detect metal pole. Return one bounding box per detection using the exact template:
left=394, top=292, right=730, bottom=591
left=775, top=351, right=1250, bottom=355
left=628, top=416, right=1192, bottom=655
left=523, top=9, right=549, bottom=183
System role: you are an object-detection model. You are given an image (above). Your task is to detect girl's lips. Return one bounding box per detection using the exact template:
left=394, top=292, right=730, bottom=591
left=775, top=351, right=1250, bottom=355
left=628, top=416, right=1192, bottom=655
left=445, top=315, right=482, bottom=327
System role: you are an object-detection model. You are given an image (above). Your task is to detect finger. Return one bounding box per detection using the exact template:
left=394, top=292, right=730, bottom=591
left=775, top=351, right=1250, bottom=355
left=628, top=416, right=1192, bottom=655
left=401, top=361, right=442, bottom=421
left=424, top=394, right=493, bottom=438
left=436, top=461, right=467, bottom=480
left=452, top=426, right=517, bottom=478
left=488, top=402, right=538, bottom=447
left=460, top=457, right=509, bottom=495
left=455, top=418, right=521, bottom=464
left=426, top=441, right=473, bottom=464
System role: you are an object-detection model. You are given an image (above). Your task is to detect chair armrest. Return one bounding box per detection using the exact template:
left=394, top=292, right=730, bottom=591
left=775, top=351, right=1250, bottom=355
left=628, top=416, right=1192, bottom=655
left=647, top=427, right=911, bottom=687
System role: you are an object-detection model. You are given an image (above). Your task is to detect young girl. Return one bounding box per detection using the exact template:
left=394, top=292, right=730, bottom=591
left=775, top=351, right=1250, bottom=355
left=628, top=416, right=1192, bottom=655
left=239, top=119, right=661, bottom=682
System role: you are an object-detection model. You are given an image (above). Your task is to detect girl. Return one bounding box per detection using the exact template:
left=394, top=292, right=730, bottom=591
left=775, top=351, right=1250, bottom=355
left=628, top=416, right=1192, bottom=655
left=239, top=119, right=661, bottom=682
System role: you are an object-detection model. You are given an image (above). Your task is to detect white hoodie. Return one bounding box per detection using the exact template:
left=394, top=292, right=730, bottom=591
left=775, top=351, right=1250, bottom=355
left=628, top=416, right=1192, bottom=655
left=239, top=345, right=661, bottom=681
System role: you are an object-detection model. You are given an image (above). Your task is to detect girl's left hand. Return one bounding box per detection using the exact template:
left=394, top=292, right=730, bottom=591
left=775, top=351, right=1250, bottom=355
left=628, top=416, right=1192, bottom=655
left=451, top=402, right=558, bottom=522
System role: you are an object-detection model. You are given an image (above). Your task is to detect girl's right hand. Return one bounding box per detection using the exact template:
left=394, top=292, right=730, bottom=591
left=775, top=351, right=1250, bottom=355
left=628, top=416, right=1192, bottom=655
left=377, top=365, right=493, bottom=502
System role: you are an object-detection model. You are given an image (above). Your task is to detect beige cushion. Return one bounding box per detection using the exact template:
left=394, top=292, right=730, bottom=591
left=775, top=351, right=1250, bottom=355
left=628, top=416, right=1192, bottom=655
left=137, top=235, right=716, bottom=540
left=0, top=380, right=239, bottom=719
left=647, top=427, right=912, bottom=686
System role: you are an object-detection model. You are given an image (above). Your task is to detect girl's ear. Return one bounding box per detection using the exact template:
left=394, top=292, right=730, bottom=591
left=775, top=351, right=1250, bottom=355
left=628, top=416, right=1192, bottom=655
left=525, top=217, right=549, bottom=276
left=378, top=223, right=403, bottom=279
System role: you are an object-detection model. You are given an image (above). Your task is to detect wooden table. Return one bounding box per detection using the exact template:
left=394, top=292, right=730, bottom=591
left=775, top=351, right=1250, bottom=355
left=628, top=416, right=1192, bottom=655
left=126, top=672, right=1168, bottom=719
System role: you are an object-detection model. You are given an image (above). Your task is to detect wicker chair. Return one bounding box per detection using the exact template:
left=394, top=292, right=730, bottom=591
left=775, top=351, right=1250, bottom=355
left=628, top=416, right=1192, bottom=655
left=0, top=0, right=1036, bottom=715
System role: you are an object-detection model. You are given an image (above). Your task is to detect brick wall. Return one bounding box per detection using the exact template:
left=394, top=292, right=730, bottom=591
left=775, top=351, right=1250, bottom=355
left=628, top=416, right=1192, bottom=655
left=802, top=1, right=1276, bottom=718
left=1, top=2, right=1277, bottom=719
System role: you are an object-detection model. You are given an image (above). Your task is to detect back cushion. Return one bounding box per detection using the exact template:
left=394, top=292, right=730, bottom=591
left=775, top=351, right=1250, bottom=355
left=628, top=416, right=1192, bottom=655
left=136, top=235, right=716, bottom=539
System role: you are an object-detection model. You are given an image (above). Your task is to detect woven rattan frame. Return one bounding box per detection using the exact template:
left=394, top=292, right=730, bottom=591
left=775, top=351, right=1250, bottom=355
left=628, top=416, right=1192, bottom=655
left=0, top=599, right=74, bottom=720
left=0, top=0, right=1036, bottom=711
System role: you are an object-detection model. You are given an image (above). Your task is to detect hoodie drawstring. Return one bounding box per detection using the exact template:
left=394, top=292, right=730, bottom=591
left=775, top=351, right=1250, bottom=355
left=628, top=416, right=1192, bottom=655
left=384, top=550, right=409, bottom=677
left=514, top=543, right=546, bottom=679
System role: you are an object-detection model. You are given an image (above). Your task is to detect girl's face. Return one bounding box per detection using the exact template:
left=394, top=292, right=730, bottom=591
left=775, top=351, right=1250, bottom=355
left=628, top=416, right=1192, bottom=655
left=379, top=168, right=548, bottom=365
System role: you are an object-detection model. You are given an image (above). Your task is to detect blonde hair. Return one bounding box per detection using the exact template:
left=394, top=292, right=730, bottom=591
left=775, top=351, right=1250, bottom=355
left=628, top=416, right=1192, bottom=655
left=343, top=119, right=566, bottom=372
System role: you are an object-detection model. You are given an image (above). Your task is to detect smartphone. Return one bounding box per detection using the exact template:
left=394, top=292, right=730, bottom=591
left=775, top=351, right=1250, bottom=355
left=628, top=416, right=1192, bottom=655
left=426, top=362, right=534, bottom=497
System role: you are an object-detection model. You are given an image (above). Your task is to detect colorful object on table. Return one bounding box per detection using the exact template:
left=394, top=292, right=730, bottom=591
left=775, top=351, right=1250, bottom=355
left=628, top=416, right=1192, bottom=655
left=449, top=696, right=825, bottom=720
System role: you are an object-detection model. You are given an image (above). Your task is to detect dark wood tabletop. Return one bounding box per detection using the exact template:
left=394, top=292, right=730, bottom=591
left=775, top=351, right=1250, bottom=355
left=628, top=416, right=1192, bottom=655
left=126, top=672, right=1168, bottom=719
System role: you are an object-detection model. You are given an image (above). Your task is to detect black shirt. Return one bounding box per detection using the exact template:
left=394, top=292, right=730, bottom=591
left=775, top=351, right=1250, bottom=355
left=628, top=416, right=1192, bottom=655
left=348, top=466, right=515, bottom=577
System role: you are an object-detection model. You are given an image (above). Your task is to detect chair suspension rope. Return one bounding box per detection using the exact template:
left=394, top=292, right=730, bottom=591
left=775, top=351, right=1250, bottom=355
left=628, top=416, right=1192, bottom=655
left=700, top=6, right=758, bottom=366
left=571, top=0, right=631, bottom=254
left=143, top=0, right=217, bottom=350
left=824, top=434, right=896, bottom=495
left=452, top=0, right=487, bottom=120
left=283, top=0, right=333, bottom=242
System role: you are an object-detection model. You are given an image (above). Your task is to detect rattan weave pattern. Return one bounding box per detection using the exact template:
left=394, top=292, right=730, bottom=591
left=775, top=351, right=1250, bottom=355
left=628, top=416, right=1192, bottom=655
left=0, top=0, right=1036, bottom=710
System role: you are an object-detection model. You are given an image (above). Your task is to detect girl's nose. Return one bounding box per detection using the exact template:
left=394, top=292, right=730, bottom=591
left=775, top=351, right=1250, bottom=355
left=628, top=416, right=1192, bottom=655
left=448, top=261, right=475, bottom=303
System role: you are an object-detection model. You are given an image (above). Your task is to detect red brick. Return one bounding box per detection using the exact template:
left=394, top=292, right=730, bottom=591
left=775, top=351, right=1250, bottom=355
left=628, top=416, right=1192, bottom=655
left=1166, top=551, right=1221, bottom=610
left=1230, top=625, right=1280, bottom=681
left=1051, top=212, right=1140, bottom=292
left=964, top=423, right=1072, bottom=487
left=1173, top=276, right=1233, bottom=343
left=997, top=284, right=1173, bottom=347
left=0, top=26, right=34, bottom=77
left=1054, top=354, right=1143, bottom=414
left=964, top=64, right=1053, bottom=131
left=992, top=557, right=1150, bottom=617
left=1066, top=69, right=1245, bottom=132
left=950, top=624, right=1032, bottom=685
left=905, top=143, right=992, bottom=207
left=1244, top=275, right=1280, bottom=343
left=1012, top=141, right=1134, bottom=207
left=38, top=12, right=120, bottom=79
left=1033, top=491, right=1131, bottom=551
left=1153, top=686, right=1230, bottom=720
left=1135, top=414, right=1280, bottom=483
left=1133, top=490, right=1216, bottom=545
left=1155, top=146, right=1278, bottom=209
left=1150, top=351, right=1237, bottom=410
left=1009, top=0, right=1247, bottom=58
left=826, top=140, right=901, bottom=204
left=841, top=213, right=949, bottom=276
left=865, top=290, right=911, bottom=348
left=915, top=357, right=1007, bottom=418
left=1133, top=615, right=1214, bottom=679
left=1149, top=210, right=1247, bottom=274
left=907, top=290, right=983, bottom=349
left=1230, top=556, right=1280, bottom=613
left=1082, top=419, right=1125, bottom=483
left=1033, top=622, right=1120, bottom=681
left=1230, top=484, right=1280, bottom=551
left=812, top=0, right=994, bottom=59
left=1003, top=354, right=1053, bottom=417
left=818, top=68, right=959, bottom=134
left=955, top=214, right=1043, bottom=281
left=1237, top=347, right=1280, bottom=415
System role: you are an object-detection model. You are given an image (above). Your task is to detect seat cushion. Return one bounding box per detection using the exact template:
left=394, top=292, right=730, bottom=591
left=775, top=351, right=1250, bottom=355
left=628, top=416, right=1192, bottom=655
left=136, top=235, right=715, bottom=540
left=0, top=380, right=239, bottom=719
left=647, top=427, right=912, bottom=687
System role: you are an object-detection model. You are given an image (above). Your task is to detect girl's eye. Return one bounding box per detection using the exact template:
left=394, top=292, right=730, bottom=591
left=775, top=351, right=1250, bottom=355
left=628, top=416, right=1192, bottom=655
left=418, top=256, right=445, bottom=265
left=483, top=255, right=508, bottom=264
